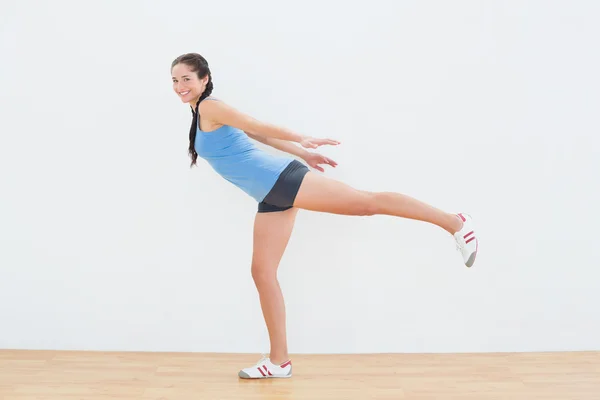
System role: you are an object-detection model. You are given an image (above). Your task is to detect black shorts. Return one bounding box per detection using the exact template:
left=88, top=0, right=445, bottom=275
left=258, top=160, right=310, bottom=213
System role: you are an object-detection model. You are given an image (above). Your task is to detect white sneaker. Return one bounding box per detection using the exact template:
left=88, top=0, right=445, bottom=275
left=238, top=355, right=292, bottom=379
left=454, top=213, right=478, bottom=268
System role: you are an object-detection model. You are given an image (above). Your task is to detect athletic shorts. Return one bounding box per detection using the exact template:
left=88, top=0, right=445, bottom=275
left=258, top=160, right=309, bottom=213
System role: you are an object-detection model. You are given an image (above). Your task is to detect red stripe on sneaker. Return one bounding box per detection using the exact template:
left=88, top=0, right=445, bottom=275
left=466, top=236, right=476, bottom=244
left=458, top=213, right=466, bottom=222
left=258, top=367, right=266, bottom=377
left=280, top=360, right=291, bottom=368
left=262, top=365, right=272, bottom=376
left=463, top=231, right=474, bottom=239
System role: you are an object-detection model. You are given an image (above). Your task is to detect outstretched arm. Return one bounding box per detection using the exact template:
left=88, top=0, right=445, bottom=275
left=199, top=99, right=340, bottom=149
left=245, top=131, right=309, bottom=159
left=246, top=131, right=338, bottom=173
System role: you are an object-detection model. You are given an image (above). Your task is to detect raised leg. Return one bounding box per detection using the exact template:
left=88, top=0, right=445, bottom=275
left=251, top=207, right=298, bottom=365
left=293, top=171, right=463, bottom=234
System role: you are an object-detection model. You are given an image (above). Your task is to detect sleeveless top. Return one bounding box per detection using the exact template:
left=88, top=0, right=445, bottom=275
left=194, top=99, right=293, bottom=202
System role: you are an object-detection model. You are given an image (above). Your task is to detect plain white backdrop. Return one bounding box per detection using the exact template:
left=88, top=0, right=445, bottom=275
left=1, top=0, right=599, bottom=354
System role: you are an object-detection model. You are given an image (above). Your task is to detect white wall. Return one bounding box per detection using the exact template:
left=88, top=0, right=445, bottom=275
left=1, top=0, right=599, bottom=354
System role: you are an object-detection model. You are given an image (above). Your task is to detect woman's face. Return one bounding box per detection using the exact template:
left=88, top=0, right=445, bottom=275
left=171, top=63, right=208, bottom=105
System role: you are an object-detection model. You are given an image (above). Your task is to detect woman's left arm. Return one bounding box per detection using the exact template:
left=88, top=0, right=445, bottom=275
left=200, top=99, right=340, bottom=149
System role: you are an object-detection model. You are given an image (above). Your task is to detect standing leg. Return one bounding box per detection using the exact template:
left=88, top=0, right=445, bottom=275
left=251, top=207, right=298, bottom=365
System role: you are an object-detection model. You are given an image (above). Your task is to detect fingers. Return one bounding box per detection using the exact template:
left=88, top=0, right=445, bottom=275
left=321, top=156, right=337, bottom=167
left=313, top=158, right=337, bottom=172
left=316, top=139, right=340, bottom=146
left=308, top=138, right=340, bottom=148
left=305, top=152, right=338, bottom=172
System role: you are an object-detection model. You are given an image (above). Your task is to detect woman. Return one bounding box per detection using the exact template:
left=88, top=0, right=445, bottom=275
left=170, top=53, right=478, bottom=379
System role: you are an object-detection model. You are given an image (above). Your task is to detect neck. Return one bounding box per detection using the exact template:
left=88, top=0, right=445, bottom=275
left=188, top=96, right=201, bottom=110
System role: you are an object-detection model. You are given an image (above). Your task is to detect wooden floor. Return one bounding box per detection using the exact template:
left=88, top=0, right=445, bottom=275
left=1, top=350, right=598, bottom=399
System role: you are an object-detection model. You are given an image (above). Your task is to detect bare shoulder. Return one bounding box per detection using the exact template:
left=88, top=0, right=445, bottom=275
left=196, top=97, right=225, bottom=131
left=198, top=98, right=263, bottom=133
left=198, top=96, right=233, bottom=115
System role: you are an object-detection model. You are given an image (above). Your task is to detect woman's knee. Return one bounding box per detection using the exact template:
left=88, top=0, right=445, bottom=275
left=251, top=263, right=277, bottom=286
left=353, top=191, right=379, bottom=216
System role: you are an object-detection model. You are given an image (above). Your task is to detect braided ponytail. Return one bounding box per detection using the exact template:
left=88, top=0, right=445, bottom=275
left=188, top=75, right=213, bottom=167
left=171, top=53, right=214, bottom=167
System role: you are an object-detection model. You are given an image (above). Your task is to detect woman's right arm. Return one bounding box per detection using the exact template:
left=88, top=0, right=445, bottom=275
left=245, top=131, right=310, bottom=159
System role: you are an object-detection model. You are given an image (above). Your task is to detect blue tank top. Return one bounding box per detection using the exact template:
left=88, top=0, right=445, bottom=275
left=194, top=113, right=293, bottom=203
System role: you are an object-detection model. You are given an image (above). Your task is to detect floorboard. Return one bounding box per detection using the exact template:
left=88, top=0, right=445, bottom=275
left=1, top=350, right=598, bottom=399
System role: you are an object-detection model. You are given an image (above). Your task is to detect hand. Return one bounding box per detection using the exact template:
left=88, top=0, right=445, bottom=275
left=303, top=152, right=338, bottom=172
left=300, top=136, right=341, bottom=149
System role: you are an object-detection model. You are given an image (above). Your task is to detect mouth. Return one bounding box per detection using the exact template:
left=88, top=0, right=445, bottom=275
left=179, top=90, right=190, bottom=96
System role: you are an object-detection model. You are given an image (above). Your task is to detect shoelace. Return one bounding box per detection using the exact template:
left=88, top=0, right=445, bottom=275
left=253, top=354, right=270, bottom=367
left=456, top=240, right=464, bottom=251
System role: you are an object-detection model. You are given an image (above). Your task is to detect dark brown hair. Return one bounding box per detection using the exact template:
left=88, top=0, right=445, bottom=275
left=171, top=53, right=214, bottom=167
